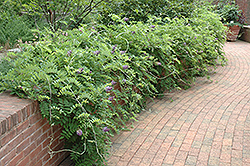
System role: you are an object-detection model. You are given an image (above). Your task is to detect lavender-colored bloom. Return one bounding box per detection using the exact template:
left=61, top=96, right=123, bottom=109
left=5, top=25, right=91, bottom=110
left=147, top=56, right=150, bottom=59
left=131, top=31, right=135, bottom=34
left=112, top=45, right=117, bottom=51
left=124, top=17, right=129, bottom=22
left=151, top=25, right=155, bottom=28
left=92, top=26, right=95, bottom=30
left=89, top=71, right=92, bottom=74
left=195, top=37, right=197, bottom=39
left=120, top=51, right=126, bottom=55
left=123, top=65, right=128, bottom=69
left=111, top=80, right=117, bottom=85
left=93, top=50, right=100, bottom=55
left=122, top=79, right=126, bottom=83
left=111, top=50, right=115, bottom=54
left=108, top=96, right=114, bottom=101
left=215, top=38, right=218, bottom=40
left=157, top=62, right=162, bottom=66
left=201, top=50, right=203, bottom=53
left=67, top=50, right=72, bottom=55
left=103, top=127, right=110, bottom=132
left=77, top=68, right=84, bottom=74
left=105, top=86, right=113, bottom=92
left=76, top=129, right=83, bottom=136
left=184, top=42, right=186, bottom=45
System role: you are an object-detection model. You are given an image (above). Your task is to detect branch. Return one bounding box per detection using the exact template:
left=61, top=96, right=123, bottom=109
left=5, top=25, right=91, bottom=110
left=72, top=0, right=105, bottom=29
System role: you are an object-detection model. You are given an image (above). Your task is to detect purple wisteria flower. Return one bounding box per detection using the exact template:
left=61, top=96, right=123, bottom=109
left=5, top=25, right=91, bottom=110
left=120, top=51, right=126, bottom=55
left=111, top=80, right=117, bottom=85
left=76, top=129, right=83, bottom=136
left=103, top=127, right=110, bottom=132
left=151, top=25, right=155, bottom=28
left=124, top=17, right=129, bottom=22
left=108, top=96, right=115, bottom=101
left=112, top=45, right=117, bottom=51
left=105, top=86, right=113, bottom=92
left=93, top=50, right=100, bottom=55
left=77, top=68, right=84, bottom=74
left=157, top=62, right=162, bottom=66
left=123, top=65, right=128, bottom=69
left=67, top=50, right=72, bottom=55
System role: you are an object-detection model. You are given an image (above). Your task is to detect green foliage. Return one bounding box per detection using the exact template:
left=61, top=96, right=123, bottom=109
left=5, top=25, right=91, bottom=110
left=22, top=0, right=107, bottom=32
left=98, top=0, right=196, bottom=24
left=215, top=0, right=245, bottom=26
left=0, top=2, right=32, bottom=47
left=0, top=2, right=227, bottom=165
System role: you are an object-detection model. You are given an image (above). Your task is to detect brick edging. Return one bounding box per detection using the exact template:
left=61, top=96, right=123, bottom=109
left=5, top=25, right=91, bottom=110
left=0, top=92, right=67, bottom=166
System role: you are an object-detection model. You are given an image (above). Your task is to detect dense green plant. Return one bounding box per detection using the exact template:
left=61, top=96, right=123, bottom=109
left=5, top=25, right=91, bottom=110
left=215, top=0, right=245, bottom=26
left=0, top=2, right=34, bottom=47
left=98, top=0, right=196, bottom=24
left=0, top=2, right=227, bottom=165
left=22, top=0, right=110, bottom=32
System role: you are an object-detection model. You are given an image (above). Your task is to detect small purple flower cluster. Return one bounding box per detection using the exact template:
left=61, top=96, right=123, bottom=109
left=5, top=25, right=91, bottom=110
left=76, top=129, right=83, bottom=136
left=124, top=17, right=129, bottom=22
left=120, top=51, right=126, bottom=55
left=105, top=86, right=113, bottom=92
left=93, top=50, right=100, bottom=55
left=111, top=45, right=117, bottom=54
left=77, top=68, right=84, bottom=74
left=123, top=65, right=128, bottom=69
left=108, top=96, right=115, bottom=101
left=67, top=50, right=72, bottom=55
left=103, top=127, right=110, bottom=132
left=111, top=80, right=117, bottom=85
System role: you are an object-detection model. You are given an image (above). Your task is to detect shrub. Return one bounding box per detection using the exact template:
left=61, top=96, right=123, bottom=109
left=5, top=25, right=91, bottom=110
left=98, top=0, right=196, bottom=24
left=0, top=2, right=226, bottom=166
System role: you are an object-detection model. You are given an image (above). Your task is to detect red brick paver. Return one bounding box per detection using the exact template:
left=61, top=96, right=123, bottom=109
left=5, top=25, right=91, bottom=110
left=107, top=41, right=250, bottom=166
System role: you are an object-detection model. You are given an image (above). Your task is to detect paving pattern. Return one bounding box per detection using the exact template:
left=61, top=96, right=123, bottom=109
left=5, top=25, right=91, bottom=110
left=107, top=40, right=250, bottom=166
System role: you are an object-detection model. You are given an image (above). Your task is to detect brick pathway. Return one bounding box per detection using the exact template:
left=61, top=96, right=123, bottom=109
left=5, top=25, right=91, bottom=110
left=107, top=40, right=250, bottom=166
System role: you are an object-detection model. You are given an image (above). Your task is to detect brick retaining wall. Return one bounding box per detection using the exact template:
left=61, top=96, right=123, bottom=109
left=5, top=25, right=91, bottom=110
left=0, top=92, right=67, bottom=166
left=236, top=0, right=250, bottom=24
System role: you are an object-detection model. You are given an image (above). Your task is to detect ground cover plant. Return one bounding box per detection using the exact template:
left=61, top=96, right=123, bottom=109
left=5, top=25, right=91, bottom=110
left=0, top=1, right=227, bottom=165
